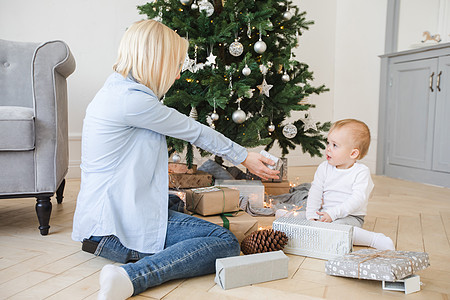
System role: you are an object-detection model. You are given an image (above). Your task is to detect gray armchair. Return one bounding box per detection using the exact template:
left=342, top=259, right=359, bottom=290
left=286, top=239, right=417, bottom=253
left=0, top=39, right=75, bottom=235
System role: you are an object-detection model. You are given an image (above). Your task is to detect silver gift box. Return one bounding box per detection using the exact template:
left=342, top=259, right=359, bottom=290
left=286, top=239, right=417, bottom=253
left=215, top=251, right=289, bottom=290
left=325, top=249, right=430, bottom=281
left=272, top=217, right=353, bottom=260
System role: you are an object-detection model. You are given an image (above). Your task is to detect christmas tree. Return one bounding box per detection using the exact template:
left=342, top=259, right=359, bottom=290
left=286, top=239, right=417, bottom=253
left=138, top=0, right=330, bottom=167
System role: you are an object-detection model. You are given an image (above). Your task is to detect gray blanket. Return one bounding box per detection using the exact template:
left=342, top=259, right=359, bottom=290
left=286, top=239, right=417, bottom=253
left=239, top=183, right=311, bottom=216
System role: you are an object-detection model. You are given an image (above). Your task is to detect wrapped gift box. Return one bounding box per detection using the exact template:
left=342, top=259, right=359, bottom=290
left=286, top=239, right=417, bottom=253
left=193, top=211, right=258, bottom=243
left=272, top=217, right=353, bottom=260
left=169, top=171, right=213, bottom=189
left=263, top=180, right=291, bottom=195
left=325, top=249, right=430, bottom=281
left=185, top=186, right=240, bottom=216
left=215, top=250, right=289, bottom=290
left=169, top=162, right=197, bottom=174
left=215, top=179, right=265, bottom=208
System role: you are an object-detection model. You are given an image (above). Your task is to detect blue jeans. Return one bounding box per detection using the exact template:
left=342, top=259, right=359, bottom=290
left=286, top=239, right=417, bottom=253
left=89, top=210, right=240, bottom=295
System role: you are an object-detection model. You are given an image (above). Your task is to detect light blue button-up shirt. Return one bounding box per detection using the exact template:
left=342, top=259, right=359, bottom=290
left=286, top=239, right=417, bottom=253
left=72, top=72, right=248, bottom=253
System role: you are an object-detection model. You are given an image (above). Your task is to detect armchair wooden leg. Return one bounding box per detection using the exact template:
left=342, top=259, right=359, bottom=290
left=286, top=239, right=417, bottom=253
left=56, top=179, right=66, bottom=204
left=36, top=196, right=52, bottom=235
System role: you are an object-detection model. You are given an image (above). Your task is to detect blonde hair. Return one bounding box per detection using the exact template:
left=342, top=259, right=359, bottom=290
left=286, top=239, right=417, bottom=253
left=113, top=20, right=189, bottom=99
left=330, top=119, right=371, bottom=159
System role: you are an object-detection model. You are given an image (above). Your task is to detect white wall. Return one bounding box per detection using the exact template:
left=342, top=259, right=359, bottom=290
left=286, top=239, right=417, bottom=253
left=0, top=0, right=387, bottom=177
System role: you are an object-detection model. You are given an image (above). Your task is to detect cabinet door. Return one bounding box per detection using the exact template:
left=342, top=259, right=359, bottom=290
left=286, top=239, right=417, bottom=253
left=432, top=55, right=450, bottom=172
left=388, top=58, right=438, bottom=170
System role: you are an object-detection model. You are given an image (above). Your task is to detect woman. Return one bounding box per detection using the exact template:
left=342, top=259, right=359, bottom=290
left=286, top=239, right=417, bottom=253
left=72, top=20, right=279, bottom=299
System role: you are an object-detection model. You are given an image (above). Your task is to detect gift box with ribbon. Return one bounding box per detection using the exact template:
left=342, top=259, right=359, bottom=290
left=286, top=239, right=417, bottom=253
left=185, top=186, right=240, bottom=216
left=215, top=179, right=265, bottom=208
left=325, top=249, right=430, bottom=281
left=272, top=217, right=353, bottom=260
left=192, top=211, right=258, bottom=243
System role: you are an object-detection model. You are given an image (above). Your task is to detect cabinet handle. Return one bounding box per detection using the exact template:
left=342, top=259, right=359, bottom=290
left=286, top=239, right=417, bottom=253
left=429, top=72, right=434, bottom=92
left=437, top=71, right=442, bottom=92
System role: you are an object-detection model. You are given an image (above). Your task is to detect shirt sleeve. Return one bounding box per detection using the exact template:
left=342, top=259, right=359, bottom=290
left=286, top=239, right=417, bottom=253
left=123, top=91, right=248, bottom=165
left=305, top=162, right=327, bottom=220
left=325, top=167, right=374, bottom=221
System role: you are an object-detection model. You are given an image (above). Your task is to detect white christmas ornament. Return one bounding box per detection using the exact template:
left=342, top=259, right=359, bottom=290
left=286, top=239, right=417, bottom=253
left=257, top=78, right=273, bottom=97
left=229, top=39, right=244, bottom=56
left=232, top=109, right=246, bottom=124
left=283, top=11, right=293, bottom=20
left=198, top=0, right=214, bottom=17
left=302, top=114, right=317, bottom=131
left=242, top=65, right=251, bottom=76
left=172, top=153, right=181, bottom=163
left=211, top=112, right=219, bottom=121
left=254, top=40, right=267, bottom=54
left=283, top=123, right=297, bottom=138
left=268, top=123, right=276, bottom=132
left=182, top=54, right=195, bottom=73
left=180, top=0, right=191, bottom=5
left=205, top=52, right=217, bottom=66
left=189, top=107, right=198, bottom=120
left=191, top=1, right=198, bottom=9
left=282, top=72, right=290, bottom=82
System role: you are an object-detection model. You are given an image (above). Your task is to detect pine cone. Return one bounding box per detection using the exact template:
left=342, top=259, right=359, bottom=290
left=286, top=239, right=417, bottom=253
left=241, top=229, right=288, bottom=255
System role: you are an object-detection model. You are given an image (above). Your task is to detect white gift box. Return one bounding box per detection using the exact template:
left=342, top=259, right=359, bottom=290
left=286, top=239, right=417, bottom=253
left=272, top=217, right=353, bottom=260
left=215, top=179, right=265, bottom=208
left=215, top=251, right=289, bottom=290
left=382, top=275, right=421, bottom=294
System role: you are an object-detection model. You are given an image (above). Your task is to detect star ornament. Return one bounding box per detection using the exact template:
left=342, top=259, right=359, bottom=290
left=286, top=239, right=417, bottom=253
left=205, top=52, right=217, bottom=66
left=302, top=114, right=317, bottom=131
left=257, top=78, right=273, bottom=97
left=182, top=54, right=195, bottom=73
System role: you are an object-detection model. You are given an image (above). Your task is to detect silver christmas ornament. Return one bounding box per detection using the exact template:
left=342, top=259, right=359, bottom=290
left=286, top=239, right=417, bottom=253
left=211, top=112, right=219, bottom=121
left=180, top=0, right=191, bottom=5
left=283, top=123, right=298, bottom=138
left=229, top=40, right=244, bottom=56
left=191, top=2, right=198, bottom=9
left=242, top=65, right=251, bottom=76
left=232, top=109, right=246, bottom=124
left=282, top=73, right=290, bottom=82
left=172, top=153, right=181, bottom=163
left=198, top=0, right=214, bottom=17
left=254, top=40, right=267, bottom=54
left=268, top=124, right=275, bottom=132
left=283, top=11, right=293, bottom=20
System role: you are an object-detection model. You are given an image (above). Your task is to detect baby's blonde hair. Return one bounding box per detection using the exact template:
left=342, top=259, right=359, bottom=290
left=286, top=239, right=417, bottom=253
left=330, top=119, right=371, bottom=159
left=113, top=20, right=189, bottom=99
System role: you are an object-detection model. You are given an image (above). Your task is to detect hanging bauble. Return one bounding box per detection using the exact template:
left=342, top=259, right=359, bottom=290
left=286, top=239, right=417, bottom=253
left=189, top=107, right=198, bottom=120
left=198, top=0, right=214, bottom=17
left=172, top=153, right=181, bottom=163
left=254, top=40, right=267, bottom=54
left=242, top=65, right=251, bottom=76
left=232, top=109, right=246, bottom=124
left=268, top=124, right=275, bottom=132
left=281, top=73, right=290, bottom=82
left=191, top=2, right=198, bottom=9
left=283, top=11, right=293, bottom=20
left=211, top=112, right=219, bottom=121
left=180, top=0, right=191, bottom=5
left=229, top=40, right=244, bottom=57
left=282, top=123, right=297, bottom=138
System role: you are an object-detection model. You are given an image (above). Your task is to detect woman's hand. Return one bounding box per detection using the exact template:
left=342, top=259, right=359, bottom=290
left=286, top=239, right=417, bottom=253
left=241, top=152, right=280, bottom=180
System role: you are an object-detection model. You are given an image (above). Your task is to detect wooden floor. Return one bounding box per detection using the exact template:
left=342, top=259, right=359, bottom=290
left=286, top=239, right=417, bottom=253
left=1, top=166, right=450, bottom=299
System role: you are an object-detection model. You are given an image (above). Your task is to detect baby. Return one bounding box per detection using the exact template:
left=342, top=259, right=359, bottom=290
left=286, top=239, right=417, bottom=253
left=278, top=119, right=394, bottom=250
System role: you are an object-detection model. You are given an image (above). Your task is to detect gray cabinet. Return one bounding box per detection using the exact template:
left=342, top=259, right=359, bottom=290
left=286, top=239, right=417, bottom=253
left=377, top=43, right=450, bottom=188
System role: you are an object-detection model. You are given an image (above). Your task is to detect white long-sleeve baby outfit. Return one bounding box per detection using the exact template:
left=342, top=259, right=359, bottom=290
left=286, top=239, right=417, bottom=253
left=305, top=161, right=374, bottom=221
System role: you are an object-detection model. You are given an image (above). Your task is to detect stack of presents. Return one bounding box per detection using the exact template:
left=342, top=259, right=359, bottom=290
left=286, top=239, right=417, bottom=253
left=168, top=152, right=429, bottom=294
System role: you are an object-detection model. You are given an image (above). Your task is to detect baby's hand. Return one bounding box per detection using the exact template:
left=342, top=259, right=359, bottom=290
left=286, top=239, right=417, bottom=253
left=316, top=211, right=332, bottom=223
